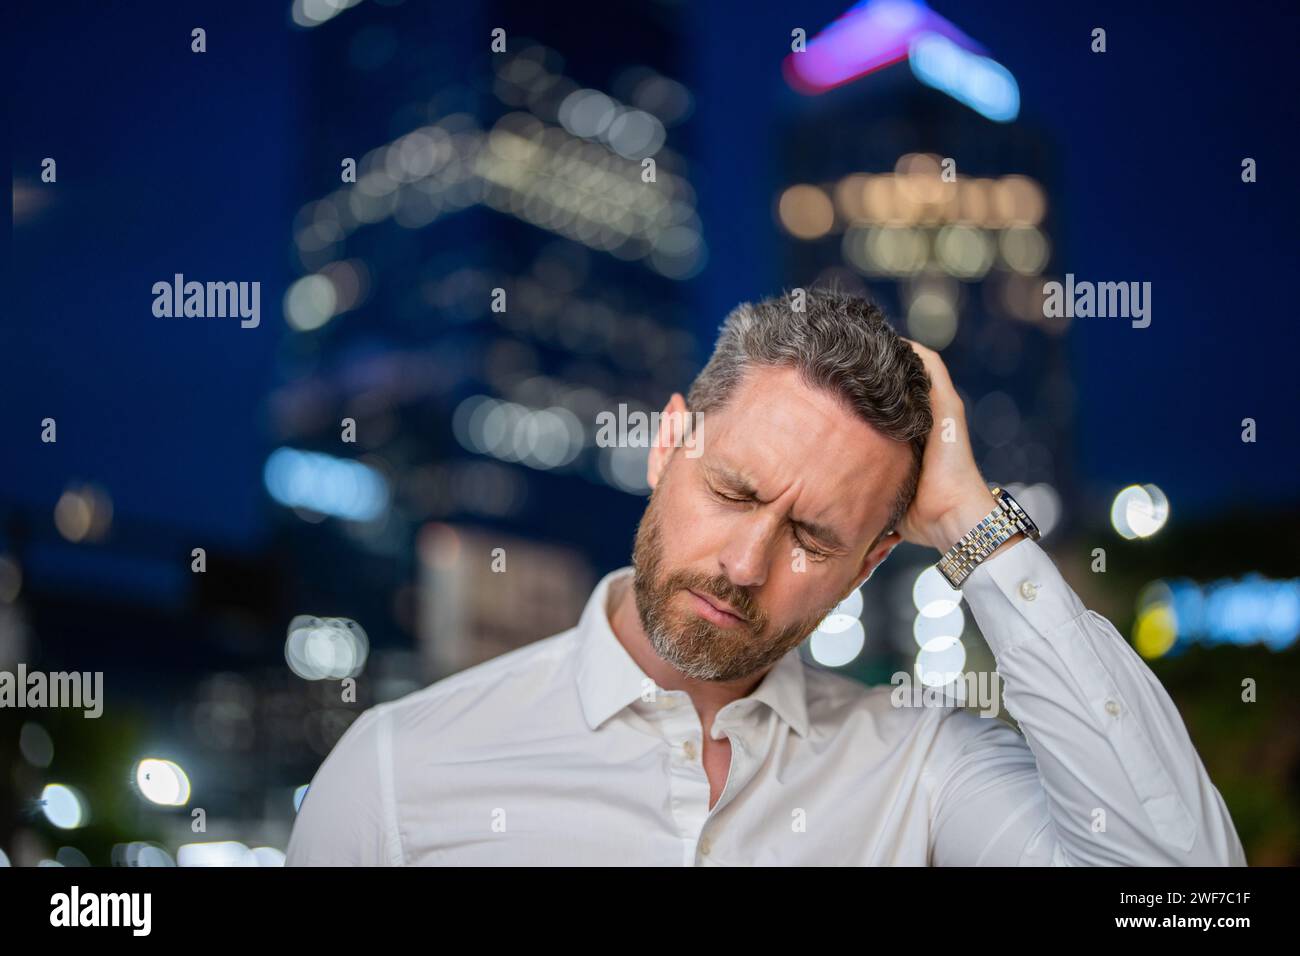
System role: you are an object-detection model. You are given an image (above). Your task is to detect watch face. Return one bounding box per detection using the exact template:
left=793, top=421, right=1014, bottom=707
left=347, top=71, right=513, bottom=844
left=998, top=489, right=1041, bottom=540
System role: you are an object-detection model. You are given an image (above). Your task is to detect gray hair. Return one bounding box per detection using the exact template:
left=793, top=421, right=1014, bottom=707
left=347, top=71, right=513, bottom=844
left=685, top=289, right=932, bottom=544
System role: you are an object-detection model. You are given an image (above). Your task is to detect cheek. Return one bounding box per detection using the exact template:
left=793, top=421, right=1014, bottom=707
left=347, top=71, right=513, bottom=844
left=658, top=485, right=729, bottom=559
left=765, top=573, right=801, bottom=621
left=765, top=568, right=842, bottom=629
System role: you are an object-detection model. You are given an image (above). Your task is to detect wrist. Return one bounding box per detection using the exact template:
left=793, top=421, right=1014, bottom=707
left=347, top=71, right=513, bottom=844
left=931, top=488, right=999, bottom=551
left=932, top=484, right=1038, bottom=589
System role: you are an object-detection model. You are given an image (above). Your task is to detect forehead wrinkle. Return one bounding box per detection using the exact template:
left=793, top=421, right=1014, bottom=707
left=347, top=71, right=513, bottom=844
left=703, top=453, right=849, bottom=552
left=702, top=368, right=905, bottom=554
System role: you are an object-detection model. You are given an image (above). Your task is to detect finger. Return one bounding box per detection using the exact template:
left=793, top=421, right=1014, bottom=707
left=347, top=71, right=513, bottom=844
left=903, top=337, right=955, bottom=391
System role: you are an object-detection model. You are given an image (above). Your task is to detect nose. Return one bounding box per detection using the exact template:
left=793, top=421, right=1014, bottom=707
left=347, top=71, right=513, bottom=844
left=717, top=511, right=775, bottom=592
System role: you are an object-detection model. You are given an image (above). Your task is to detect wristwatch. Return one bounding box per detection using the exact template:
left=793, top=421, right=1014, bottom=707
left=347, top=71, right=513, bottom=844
left=936, top=487, right=1040, bottom=589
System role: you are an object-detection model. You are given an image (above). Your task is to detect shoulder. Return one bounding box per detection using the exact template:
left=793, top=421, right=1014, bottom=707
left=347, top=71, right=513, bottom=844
left=800, top=661, right=1025, bottom=754
left=309, top=627, right=580, bottom=773
left=362, top=626, right=581, bottom=744
left=288, top=628, right=582, bottom=864
left=800, top=660, right=917, bottom=734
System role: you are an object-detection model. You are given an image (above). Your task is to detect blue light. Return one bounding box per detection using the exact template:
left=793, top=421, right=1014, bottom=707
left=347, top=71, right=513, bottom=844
left=1162, top=575, right=1300, bottom=652
left=263, top=447, right=389, bottom=522
left=908, top=32, right=1019, bottom=123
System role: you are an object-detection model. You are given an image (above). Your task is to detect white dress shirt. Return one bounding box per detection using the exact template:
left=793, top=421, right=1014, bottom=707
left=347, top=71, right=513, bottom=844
left=285, top=540, right=1246, bottom=866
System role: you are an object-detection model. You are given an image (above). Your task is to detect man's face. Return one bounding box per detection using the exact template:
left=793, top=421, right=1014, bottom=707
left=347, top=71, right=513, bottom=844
left=631, top=365, right=915, bottom=682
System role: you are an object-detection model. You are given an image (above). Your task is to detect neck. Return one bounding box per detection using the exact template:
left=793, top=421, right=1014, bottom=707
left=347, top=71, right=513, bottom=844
left=606, top=573, right=766, bottom=724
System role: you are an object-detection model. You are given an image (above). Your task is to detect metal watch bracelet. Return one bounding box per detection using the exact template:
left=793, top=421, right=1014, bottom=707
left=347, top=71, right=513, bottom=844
left=935, top=487, right=1040, bottom=589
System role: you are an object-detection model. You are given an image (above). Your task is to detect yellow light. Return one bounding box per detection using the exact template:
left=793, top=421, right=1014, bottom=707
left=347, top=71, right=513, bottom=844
left=833, top=174, right=871, bottom=222
left=778, top=184, right=834, bottom=239
left=1134, top=603, right=1178, bottom=659
left=53, top=491, right=92, bottom=542
left=994, top=175, right=1046, bottom=226
left=53, top=485, right=112, bottom=543
left=863, top=175, right=898, bottom=223
left=894, top=153, right=945, bottom=206
left=959, top=178, right=991, bottom=225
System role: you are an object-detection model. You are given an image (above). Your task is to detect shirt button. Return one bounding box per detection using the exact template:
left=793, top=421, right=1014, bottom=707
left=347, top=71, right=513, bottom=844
left=699, top=837, right=712, bottom=856
left=1104, top=699, right=1121, bottom=717
left=1018, top=580, right=1038, bottom=601
left=682, top=739, right=697, bottom=760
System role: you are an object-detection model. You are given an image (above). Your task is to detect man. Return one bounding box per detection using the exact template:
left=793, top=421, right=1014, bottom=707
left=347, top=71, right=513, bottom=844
left=285, top=289, right=1245, bottom=866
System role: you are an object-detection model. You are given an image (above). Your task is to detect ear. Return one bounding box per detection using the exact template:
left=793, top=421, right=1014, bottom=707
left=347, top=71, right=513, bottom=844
left=848, top=530, right=901, bottom=592
left=646, top=392, right=690, bottom=491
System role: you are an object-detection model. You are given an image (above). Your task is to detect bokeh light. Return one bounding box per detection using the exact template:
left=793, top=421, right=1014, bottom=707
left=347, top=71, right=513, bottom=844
left=285, top=616, right=370, bottom=680
left=1111, top=484, right=1170, bottom=539
left=915, top=636, right=967, bottom=688
left=912, top=566, right=963, bottom=618
left=40, top=784, right=87, bottom=829
left=135, top=758, right=192, bottom=807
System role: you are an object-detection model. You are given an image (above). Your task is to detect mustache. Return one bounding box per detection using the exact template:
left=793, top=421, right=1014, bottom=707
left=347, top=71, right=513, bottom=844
left=673, top=575, right=758, bottom=625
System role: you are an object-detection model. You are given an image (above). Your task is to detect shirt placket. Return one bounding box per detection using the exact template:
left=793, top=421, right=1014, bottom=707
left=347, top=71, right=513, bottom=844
left=638, top=691, right=713, bottom=865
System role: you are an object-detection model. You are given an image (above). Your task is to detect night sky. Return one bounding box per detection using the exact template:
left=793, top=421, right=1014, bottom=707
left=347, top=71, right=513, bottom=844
left=6, top=0, right=1298, bottom=575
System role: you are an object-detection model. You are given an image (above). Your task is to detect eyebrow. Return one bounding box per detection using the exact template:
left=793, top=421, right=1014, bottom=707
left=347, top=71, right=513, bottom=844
left=705, top=461, right=848, bottom=552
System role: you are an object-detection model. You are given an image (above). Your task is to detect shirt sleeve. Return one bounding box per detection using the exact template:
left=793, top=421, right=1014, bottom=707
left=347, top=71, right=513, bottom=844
left=285, top=704, right=404, bottom=866
left=924, top=538, right=1246, bottom=866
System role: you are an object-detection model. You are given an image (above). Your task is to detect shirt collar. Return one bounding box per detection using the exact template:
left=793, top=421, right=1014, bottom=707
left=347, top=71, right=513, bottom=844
left=574, top=566, right=810, bottom=738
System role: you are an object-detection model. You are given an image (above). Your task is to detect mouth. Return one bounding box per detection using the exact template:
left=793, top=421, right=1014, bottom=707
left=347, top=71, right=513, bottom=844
left=686, top=589, right=748, bottom=629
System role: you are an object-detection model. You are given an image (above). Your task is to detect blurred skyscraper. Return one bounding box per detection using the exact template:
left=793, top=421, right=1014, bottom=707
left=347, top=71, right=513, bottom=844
left=770, top=0, right=1073, bottom=690
left=271, top=1, right=707, bottom=689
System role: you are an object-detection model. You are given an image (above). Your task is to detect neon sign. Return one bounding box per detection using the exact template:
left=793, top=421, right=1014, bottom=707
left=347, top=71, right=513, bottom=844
left=784, top=0, right=1020, bottom=123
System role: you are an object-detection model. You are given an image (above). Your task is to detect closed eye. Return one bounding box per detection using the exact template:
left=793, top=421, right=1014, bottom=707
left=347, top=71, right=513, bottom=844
left=707, top=485, right=751, bottom=505
left=707, top=485, right=831, bottom=559
left=794, top=536, right=831, bottom=560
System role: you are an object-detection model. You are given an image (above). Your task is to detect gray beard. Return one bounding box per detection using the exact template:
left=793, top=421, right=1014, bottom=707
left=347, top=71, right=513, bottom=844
left=629, top=490, right=834, bottom=682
